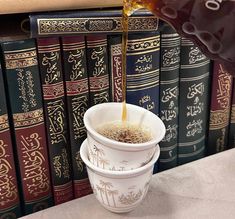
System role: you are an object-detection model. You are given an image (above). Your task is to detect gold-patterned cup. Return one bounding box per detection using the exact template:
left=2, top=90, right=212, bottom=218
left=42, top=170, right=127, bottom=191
left=83, top=102, right=165, bottom=171
left=80, top=139, right=160, bottom=213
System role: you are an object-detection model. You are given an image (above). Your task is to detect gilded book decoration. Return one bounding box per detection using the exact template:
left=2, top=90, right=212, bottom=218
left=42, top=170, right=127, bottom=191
left=159, top=23, right=180, bottom=171
left=126, top=32, right=160, bottom=116
left=108, top=35, right=123, bottom=102
left=37, top=37, right=74, bottom=204
left=0, top=64, right=21, bottom=218
left=1, top=39, right=53, bottom=215
left=29, top=9, right=158, bottom=37
left=86, top=35, right=110, bottom=106
left=61, top=36, right=92, bottom=198
left=178, top=38, right=211, bottom=165
left=207, top=63, right=233, bottom=154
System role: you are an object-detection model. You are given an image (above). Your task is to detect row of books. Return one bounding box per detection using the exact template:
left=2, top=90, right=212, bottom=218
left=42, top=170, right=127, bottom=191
left=0, top=9, right=234, bottom=219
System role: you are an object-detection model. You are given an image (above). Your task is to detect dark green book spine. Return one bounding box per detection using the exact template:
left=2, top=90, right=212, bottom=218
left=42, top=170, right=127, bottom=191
left=178, top=37, right=211, bottom=165
left=159, top=23, right=180, bottom=171
left=61, top=36, right=92, bottom=198
left=0, top=63, right=22, bottom=218
left=229, top=80, right=235, bottom=148
left=37, top=37, right=74, bottom=204
left=86, top=35, right=110, bottom=106
left=126, top=31, right=160, bottom=116
left=108, top=35, right=123, bottom=102
left=207, top=62, right=233, bottom=154
left=1, top=38, right=53, bottom=215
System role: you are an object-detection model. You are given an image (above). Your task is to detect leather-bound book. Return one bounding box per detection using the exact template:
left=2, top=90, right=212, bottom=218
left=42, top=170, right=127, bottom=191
left=37, top=37, right=74, bottom=204
left=1, top=38, right=53, bottom=215
left=61, top=36, right=92, bottom=198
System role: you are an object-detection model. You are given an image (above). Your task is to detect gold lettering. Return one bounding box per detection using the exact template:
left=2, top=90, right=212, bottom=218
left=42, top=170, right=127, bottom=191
left=48, top=100, right=66, bottom=144
left=21, top=133, right=50, bottom=195
left=42, top=52, right=61, bottom=84
left=91, top=47, right=106, bottom=77
left=72, top=96, right=88, bottom=139
left=0, top=140, right=18, bottom=205
left=68, top=50, right=85, bottom=80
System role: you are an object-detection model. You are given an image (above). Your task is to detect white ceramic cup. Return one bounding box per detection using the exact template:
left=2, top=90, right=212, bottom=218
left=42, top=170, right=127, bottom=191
left=83, top=102, right=165, bottom=171
left=80, top=139, right=160, bottom=213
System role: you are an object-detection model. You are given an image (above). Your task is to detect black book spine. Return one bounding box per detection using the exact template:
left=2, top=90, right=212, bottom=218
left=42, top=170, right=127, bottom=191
left=30, top=9, right=159, bottom=38
left=178, top=37, right=211, bottom=165
left=159, top=23, right=180, bottom=171
left=37, top=37, right=74, bottom=205
left=108, top=35, right=123, bottom=103
left=86, top=35, right=110, bottom=106
left=61, top=36, right=92, bottom=198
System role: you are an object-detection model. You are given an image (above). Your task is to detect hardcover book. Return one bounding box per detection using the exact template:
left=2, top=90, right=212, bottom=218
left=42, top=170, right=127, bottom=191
left=37, top=37, right=74, bottom=204
left=126, top=31, right=160, bottom=116
left=86, top=35, right=110, bottom=106
left=108, top=35, right=123, bottom=102
left=0, top=63, right=22, bottom=218
left=178, top=37, right=211, bottom=165
left=61, top=36, right=92, bottom=198
left=29, top=9, right=159, bottom=38
left=228, top=80, right=235, bottom=148
left=1, top=38, right=53, bottom=215
left=125, top=31, right=160, bottom=173
left=207, top=62, right=233, bottom=154
left=158, top=23, right=180, bottom=171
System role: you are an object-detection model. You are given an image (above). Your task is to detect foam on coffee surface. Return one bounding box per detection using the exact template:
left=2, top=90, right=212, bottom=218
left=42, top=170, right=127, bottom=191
left=97, top=121, right=152, bottom=144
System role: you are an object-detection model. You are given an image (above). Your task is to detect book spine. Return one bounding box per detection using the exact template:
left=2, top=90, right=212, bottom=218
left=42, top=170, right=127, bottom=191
left=86, top=35, right=110, bottom=106
left=159, top=24, right=180, bottom=171
left=108, top=35, right=122, bottom=102
left=30, top=10, right=158, bottom=38
left=1, top=38, right=53, bottom=215
left=228, top=80, right=235, bottom=148
left=126, top=31, right=160, bottom=173
left=60, top=36, right=92, bottom=198
left=178, top=38, right=211, bottom=165
left=0, top=63, right=22, bottom=218
left=37, top=37, right=74, bottom=204
left=207, top=62, right=233, bottom=154
left=126, top=31, right=160, bottom=116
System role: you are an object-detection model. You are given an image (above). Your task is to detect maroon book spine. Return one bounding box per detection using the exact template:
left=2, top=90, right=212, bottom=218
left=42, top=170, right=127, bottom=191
left=0, top=64, right=22, bottom=218
left=61, top=36, right=92, bottom=198
left=207, top=62, right=233, bottom=155
left=37, top=37, right=74, bottom=204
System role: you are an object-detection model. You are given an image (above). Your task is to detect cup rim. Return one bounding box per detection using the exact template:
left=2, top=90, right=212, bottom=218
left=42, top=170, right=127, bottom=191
left=83, top=102, right=166, bottom=150
left=80, top=138, right=160, bottom=177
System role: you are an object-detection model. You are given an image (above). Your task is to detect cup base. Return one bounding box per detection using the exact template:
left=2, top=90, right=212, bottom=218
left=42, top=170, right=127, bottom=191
left=99, top=201, right=141, bottom=213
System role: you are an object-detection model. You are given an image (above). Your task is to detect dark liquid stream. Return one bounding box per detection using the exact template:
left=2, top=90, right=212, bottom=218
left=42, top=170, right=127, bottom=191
left=123, top=0, right=235, bottom=77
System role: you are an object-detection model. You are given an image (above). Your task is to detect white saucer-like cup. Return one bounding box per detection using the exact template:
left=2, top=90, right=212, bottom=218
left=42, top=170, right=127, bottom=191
left=81, top=139, right=160, bottom=213
left=83, top=102, right=166, bottom=171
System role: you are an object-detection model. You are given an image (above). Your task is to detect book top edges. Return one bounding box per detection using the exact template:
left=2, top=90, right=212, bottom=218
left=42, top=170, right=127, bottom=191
left=29, top=9, right=159, bottom=38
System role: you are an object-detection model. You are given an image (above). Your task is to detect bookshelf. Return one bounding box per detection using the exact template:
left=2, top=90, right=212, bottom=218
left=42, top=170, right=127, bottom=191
left=0, top=3, right=235, bottom=218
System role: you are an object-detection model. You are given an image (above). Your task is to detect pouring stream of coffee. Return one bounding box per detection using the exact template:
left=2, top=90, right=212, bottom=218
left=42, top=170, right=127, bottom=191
left=122, top=0, right=235, bottom=121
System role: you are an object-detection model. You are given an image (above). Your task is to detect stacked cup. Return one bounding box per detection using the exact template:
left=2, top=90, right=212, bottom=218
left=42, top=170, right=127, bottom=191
left=81, top=102, right=166, bottom=213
